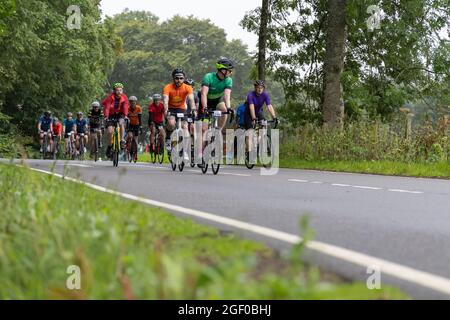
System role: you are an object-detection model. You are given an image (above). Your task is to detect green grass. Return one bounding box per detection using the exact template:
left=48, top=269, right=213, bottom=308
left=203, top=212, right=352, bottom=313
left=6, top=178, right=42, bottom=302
left=279, top=158, right=450, bottom=179
left=0, top=163, right=408, bottom=299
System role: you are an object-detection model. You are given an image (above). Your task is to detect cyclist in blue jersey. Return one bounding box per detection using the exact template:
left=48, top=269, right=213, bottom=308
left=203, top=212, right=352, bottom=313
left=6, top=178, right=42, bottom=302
left=63, top=112, right=76, bottom=151
left=74, top=111, right=88, bottom=154
left=37, top=111, right=54, bottom=153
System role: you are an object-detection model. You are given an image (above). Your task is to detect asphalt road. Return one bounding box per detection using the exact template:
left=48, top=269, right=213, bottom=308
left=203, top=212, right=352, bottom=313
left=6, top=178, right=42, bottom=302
left=6, top=158, right=450, bottom=299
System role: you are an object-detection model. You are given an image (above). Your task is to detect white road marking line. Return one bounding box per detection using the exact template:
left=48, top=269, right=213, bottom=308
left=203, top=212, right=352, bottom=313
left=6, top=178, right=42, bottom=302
left=332, top=183, right=351, bottom=187
left=59, top=164, right=93, bottom=168
left=388, top=189, right=424, bottom=194
left=352, top=185, right=383, bottom=190
left=288, top=179, right=309, bottom=183
left=310, top=181, right=323, bottom=184
left=219, top=172, right=251, bottom=177
left=25, top=165, right=450, bottom=295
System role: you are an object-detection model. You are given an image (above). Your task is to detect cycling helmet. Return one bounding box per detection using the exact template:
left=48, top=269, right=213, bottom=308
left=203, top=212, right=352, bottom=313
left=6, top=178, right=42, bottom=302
left=216, top=58, right=235, bottom=70
left=254, top=80, right=266, bottom=87
left=129, top=96, right=138, bottom=102
left=44, top=111, right=52, bottom=117
left=91, top=101, right=100, bottom=108
left=77, top=111, right=83, bottom=116
left=54, top=117, right=59, bottom=122
left=172, top=68, right=186, bottom=78
left=67, top=112, right=73, bottom=117
left=152, top=94, right=162, bottom=101
left=113, top=82, right=124, bottom=89
left=185, top=78, right=195, bottom=87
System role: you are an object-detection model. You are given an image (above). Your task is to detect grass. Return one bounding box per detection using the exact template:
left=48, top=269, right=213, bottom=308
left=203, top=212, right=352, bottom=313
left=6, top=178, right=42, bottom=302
left=279, top=158, right=450, bottom=179
left=0, top=163, right=408, bottom=299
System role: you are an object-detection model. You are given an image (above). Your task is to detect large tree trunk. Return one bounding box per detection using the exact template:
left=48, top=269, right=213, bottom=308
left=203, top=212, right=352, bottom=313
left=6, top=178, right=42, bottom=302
left=322, top=0, right=347, bottom=128
left=257, top=0, right=270, bottom=81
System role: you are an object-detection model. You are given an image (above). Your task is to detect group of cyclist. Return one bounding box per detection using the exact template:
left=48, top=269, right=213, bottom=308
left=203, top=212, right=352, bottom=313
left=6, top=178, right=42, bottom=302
left=37, top=58, right=278, bottom=161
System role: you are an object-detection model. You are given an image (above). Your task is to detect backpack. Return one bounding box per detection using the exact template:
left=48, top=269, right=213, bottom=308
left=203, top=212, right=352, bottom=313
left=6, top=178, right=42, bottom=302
left=236, top=103, right=247, bottom=127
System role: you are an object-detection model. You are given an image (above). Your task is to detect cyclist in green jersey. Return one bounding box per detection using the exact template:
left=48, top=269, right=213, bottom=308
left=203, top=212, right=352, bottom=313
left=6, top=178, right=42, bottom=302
left=199, top=58, right=235, bottom=132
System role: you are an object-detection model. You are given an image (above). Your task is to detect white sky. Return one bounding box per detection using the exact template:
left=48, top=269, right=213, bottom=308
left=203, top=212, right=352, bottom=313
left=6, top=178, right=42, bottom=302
left=100, top=0, right=260, bottom=50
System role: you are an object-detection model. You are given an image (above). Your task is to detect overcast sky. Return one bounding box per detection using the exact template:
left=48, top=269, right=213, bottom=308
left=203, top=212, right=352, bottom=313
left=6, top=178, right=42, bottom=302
left=100, top=0, right=260, bottom=50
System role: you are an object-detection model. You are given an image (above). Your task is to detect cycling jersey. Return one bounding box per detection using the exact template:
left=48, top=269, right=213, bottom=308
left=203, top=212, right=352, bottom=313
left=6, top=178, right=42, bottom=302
left=53, top=122, right=62, bottom=135
left=75, top=118, right=88, bottom=134
left=102, top=93, right=129, bottom=118
left=201, top=72, right=233, bottom=100
left=148, top=102, right=165, bottom=124
left=88, top=108, right=103, bottom=127
left=63, top=119, right=76, bottom=134
left=163, top=83, right=193, bottom=110
left=128, top=105, right=142, bottom=126
left=246, top=91, right=271, bottom=116
left=39, top=116, right=53, bottom=132
left=186, top=91, right=199, bottom=114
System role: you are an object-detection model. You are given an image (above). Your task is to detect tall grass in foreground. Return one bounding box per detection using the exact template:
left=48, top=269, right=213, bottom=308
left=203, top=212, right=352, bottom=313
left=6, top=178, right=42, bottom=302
left=0, top=164, right=407, bottom=299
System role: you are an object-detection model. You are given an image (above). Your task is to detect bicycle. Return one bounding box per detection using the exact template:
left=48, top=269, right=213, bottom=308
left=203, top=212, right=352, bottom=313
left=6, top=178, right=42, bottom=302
left=51, top=134, right=60, bottom=160
left=65, top=131, right=77, bottom=160
left=245, top=119, right=278, bottom=170
left=150, top=124, right=165, bottom=164
left=126, top=129, right=139, bottom=164
left=111, top=120, right=121, bottom=167
left=41, top=130, right=53, bottom=160
left=200, top=109, right=234, bottom=175
left=167, top=112, right=189, bottom=172
left=76, top=133, right=86, bottom=161
left=89, top=128, right=102, bottom=162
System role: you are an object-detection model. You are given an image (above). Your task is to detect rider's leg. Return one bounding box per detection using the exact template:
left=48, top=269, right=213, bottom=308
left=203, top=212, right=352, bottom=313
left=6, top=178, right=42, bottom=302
left=39, top=132, right=44, bottom=151
left=217, top=102, right=228, bottom=131
left=150, top=124, right=156, bottom=149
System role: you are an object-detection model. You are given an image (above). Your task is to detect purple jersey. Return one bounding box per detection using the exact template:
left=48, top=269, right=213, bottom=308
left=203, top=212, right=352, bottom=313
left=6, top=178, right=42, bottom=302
left=246, top=91, right=271, bottom=115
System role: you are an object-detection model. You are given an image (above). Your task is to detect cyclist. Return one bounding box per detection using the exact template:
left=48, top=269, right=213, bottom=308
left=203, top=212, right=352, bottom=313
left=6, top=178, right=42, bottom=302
left=127, top=96, right=142, bottom=157
left=245, top=80, right=278, bottom=129
left=163, top=68, right=196, bottom=158
left=53, top=117, right=62, bottom=153
left=63, top=112, right=76, bottom=152
left=244, top=80, right=278, bottom=154
left=185, top=78, right=199, bottom=116
left=148, top=93, right=165, bottom=153
left=199, top=58, right=235, bottom=132
left=74, top=111, right=88, bottom=154
left=102, top=83, right=129, bottom=158
left=87, top=101, right=104, bottom=149
left=37, top=111, right=54, bottom=153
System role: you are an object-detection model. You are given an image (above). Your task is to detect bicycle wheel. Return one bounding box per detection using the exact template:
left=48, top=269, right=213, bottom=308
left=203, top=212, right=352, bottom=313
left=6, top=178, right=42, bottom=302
left=201, top=157, right=208, bottom=174
left=132, top=139, right=138, bottom=163
left=42, top=135, right=48, bottom=160
left=150, top=140, right=157, bottom=163
left=245, top=151, right=255, bottom=170
left=157, top=139, right=164, bottom=164
left=261, top=134, right=273, bottom=169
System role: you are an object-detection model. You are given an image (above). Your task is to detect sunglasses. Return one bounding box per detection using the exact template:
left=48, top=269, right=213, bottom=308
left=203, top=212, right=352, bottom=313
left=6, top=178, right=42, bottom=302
left=174, top=77, right=184, bottom=80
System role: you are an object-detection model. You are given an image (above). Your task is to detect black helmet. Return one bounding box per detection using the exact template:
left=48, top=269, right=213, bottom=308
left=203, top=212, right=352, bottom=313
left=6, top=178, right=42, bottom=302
left=254, top=80, right=266, bottom=87
left=172, top=68, right=186, bottom=78
left=44, top=111, right=52, bottom=117
left=216, top=58, right=235, bottom=70
left=185, top=78, right=195, bottom=87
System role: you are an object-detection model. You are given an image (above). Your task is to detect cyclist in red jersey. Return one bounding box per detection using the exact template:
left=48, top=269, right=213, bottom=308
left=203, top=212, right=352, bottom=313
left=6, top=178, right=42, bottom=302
left=148, top=94, right=166, bottom=152
left=102, top=82, right=129, bottom=157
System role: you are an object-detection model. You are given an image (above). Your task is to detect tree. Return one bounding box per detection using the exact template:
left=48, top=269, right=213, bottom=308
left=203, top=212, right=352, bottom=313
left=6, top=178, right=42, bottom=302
left=242, top=0, right=450, bottom=125
left=322, top=0, right=347, bottom=128
left=109, top=12, right=255, bottom=105
left=0, top=0, right=120, bottom=136
left=257, top=0, right=271, bottom=81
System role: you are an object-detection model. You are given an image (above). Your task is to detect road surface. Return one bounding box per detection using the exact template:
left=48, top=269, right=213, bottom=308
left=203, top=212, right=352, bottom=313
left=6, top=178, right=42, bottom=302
left=5, top=158, right=450, bottom=299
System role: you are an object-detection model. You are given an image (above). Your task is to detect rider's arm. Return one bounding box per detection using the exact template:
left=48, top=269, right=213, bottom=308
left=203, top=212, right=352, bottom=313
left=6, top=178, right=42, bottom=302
left=201, top=86, right=209, bottom=112
left=267, top=104, right=276, bottom=119
left=37, top=121, right=42, bottom=132
left=224, top=88, right=232, bottom=110
left=163, top=95, right=169, bottom=115
left=188, top=93, right=196, bottom=112
left=249, top=104, right=257, bottom=121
